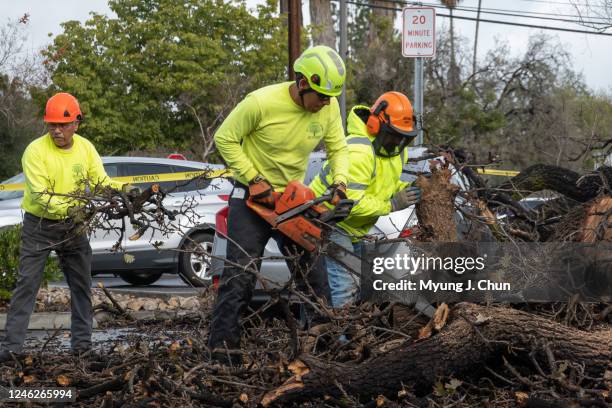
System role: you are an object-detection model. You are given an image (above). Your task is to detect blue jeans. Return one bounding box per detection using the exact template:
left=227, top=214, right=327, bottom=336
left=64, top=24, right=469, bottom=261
left=326, top=229, right=362, bottom=308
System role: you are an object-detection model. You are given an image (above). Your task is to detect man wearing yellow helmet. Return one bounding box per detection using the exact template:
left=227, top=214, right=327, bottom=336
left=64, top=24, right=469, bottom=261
left=310, top=91, right=422, bottom=308
left=209, top=45, right=349, bottom=365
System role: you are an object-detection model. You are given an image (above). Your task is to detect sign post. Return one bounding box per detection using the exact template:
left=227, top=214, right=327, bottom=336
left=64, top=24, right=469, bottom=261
left=402, top=7, right=436, bottom=146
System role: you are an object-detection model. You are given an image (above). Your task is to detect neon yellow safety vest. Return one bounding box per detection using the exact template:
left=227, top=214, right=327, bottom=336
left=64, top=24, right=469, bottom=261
left=310, top=106, right=410, bottom=240
left=21, top=133, right=123, bottom=220
left=214, top=82, right=349, bottom=191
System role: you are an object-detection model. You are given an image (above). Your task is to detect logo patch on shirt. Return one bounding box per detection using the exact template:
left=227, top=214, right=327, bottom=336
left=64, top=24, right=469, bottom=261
left=72, top=164, right=84, bottom=179
left=308, top=122, right=323, bottom=139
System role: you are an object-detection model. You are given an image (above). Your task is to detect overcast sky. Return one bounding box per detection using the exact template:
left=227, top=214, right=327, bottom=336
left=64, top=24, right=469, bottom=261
left=2, top=0, right=610, bottom=92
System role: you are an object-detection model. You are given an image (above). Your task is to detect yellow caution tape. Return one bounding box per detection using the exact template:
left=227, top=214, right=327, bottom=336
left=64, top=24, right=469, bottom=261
left=476, top=169, right=520, bottom=177
left=111, top=169, right=233, bottom=184
left=1, top=167, right=518, bottom=191
left=0, top=169, right=233, bottom=192
left=0, top=183, right=25, bottom=192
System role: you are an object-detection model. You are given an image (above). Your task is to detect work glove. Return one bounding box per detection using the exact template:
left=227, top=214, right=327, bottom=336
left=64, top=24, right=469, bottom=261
left=326, top=182, right=347, bottom=206
left=390, top=186, right=422, bottom=212
left=248, top=175, right=275, bottom=208
left=122, top=183, right=142, bottom=198
left=67, top=205, right=88, bottom=224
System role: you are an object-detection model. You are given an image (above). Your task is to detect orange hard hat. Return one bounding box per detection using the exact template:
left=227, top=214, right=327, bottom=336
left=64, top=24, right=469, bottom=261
left=366, top=91, right=417, bottom=137
left=43, top=92, right=82, bottom=123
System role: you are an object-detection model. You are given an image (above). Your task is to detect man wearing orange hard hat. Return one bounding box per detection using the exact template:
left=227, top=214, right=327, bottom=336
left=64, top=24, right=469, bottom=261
left=0, top=92, right=123, bottom=361
left=310, top=91, right=422, bottom=308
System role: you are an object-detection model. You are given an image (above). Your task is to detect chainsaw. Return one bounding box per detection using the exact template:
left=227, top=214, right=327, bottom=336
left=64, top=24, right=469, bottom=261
left=246, top=180, right=353, bottom=252
left=246, top=180, right=436, bottom=317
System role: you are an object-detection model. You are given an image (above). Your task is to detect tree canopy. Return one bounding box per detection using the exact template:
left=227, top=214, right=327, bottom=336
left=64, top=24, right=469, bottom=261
left=43, top=0, right=288, bottom=159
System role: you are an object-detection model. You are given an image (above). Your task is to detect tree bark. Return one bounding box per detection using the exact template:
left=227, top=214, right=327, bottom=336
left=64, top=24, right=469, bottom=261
left=495, top=164, right=612, bottom=203
left=580, top=196, right=612, bottom=242
left=309, top=0, right=335, bottom=48
left=279, top=0, right=288, bottom=14
left=414, top=163, right=460, bottom=241
left=368, top=1, right=396, bottom=43
left=261, top=303, right=611, bottom=406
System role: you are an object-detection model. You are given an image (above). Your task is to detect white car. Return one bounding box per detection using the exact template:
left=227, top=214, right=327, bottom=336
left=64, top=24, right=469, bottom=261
left=0, top=157, right=232, bottom=286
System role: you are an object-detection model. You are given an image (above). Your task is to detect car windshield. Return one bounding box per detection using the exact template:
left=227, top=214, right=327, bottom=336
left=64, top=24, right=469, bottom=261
left=0, top=173, right=25, bottom=201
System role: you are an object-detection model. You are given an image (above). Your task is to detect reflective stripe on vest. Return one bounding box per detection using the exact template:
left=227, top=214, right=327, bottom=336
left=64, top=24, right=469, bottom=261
left=347, top=137, right=376, bottom=179
left=319, top=137, right=404, bottom=191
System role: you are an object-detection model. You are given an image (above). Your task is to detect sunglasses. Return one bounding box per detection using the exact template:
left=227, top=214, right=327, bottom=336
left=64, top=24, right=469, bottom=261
left=303, top=88, right=330, bottom=102
left=314, top=91, right=330, bottom=102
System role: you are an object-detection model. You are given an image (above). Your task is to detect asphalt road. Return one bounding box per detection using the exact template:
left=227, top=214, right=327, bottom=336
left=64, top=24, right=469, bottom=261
left=50, top=273, right=203, bottom=297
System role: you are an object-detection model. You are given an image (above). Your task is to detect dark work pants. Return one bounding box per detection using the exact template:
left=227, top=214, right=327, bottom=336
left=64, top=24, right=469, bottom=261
left=1, top=213, right=93, bottom=352
left=208, top=184, right=331, bottom=350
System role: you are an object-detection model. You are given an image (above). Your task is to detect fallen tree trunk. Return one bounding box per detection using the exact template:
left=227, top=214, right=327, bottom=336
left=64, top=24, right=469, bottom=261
left=261, top=303, right=611, bottom=406
left=495, top=164, right=612, bottom=202
left=580, top=196, right=612, bottom=242
left=414, top=162, right=460, bottom=242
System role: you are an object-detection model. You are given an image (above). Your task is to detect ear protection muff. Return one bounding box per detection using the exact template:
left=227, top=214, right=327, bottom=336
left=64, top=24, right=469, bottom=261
left=366, top=100, right=388, bottom=136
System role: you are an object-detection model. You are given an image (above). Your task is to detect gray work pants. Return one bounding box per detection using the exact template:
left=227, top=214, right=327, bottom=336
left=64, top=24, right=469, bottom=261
left=1, top=212, right=93, bottom=352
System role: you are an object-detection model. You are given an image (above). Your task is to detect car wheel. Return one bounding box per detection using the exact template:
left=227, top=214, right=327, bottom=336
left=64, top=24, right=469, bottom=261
left=178, top=232, right=214, bottom=287
left=118, top=270, right=163, bottom=286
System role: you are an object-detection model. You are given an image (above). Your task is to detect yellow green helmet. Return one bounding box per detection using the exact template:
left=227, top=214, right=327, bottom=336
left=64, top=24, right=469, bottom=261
left=293, top=45, right=346, bottom=97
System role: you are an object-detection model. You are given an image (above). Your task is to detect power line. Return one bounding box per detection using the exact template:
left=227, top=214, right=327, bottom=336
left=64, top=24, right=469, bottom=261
left=344, top=1, right=612, bottom=36
left=436, top=12, right=612, bottom=35
left=428, top=3, right=609, bottom=22
left=360, top=0, right=611, bottom=22
left=513, top=0, right=609, bottom=9
left=431, top=6, right=607, bottom=25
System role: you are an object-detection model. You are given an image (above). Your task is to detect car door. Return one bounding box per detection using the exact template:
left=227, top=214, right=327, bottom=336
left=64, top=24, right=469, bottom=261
left=90, top=161, right=176, bottom=255
left=121, top=162, right=176, bottom=251
left=168, top=164, right=232, bottom=230
left=89, top=161, right=126, bottom=254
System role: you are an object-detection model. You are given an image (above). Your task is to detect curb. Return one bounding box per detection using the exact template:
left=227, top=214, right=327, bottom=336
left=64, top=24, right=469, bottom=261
left=0, top=309, right=195, bottom=331
left=102, top=287, right=206, bottom=299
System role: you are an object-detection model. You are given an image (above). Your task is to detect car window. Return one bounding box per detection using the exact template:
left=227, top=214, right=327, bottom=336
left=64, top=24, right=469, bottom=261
left=0, top=173, right=25, bottom=201
left=305, top=154, right=327, bottom=184
left=103, top=164, right=119, bottom=178
left=124, top=163, right=176, bottom=191
left=172, top=165, right=212, bottom=192
left=172, top=165, right=233, bottom=195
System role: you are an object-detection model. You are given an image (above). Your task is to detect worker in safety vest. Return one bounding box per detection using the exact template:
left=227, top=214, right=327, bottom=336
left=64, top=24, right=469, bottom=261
left=209, top=45, right=350, bottom=365
left=0, top=92, right=124, bottom=362
left=310, top=91, right=422, bottom=308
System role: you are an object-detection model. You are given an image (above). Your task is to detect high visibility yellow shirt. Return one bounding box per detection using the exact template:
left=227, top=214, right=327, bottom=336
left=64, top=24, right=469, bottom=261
left=21, top=133, right=122, bottom=220
left=310, top=106, right=410, bottom=240
left=214, top=82, right=349, bottom=191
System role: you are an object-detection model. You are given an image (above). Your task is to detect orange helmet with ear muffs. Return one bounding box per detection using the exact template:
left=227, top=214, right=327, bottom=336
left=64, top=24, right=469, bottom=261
left=366, top=91, right=417, bottom=138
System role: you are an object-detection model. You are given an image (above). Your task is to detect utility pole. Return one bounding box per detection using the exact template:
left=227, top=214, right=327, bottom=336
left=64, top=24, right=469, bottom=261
left=288, top=0, right=301, bottom=80
left=339, top=0, right=348, bottom=128
left=414, top=58, right=424, bottom=146
left=472, top=0, right=482, bottom=75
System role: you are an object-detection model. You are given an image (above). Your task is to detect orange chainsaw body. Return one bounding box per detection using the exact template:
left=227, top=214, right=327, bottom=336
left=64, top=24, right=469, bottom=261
left=246, top=181, right=329, bottom=252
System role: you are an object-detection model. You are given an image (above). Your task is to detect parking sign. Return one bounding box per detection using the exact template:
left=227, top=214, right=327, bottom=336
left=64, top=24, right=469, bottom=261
left=402, top=7, right=436, bottom=58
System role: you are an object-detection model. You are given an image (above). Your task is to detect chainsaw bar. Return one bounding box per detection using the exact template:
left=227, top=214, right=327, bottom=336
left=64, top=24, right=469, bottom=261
left=324, top=239, right=435, bottom=318
left=323, top=240, right=364, bottom=279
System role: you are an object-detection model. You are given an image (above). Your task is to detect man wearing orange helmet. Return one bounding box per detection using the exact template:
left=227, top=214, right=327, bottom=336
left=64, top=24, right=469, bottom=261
left=310, top=91, right=421, bottom=308
left=0, top=92, right=122, bottom=361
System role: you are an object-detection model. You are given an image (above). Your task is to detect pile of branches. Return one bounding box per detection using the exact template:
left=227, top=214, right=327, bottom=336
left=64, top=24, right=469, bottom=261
left=44, top=170, right=221, bottom=252
left=442, top=147, right=612, bottom=243
left=2, top=152, right=608, bottom=407
left=0, top=295, right=609, bottom=407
